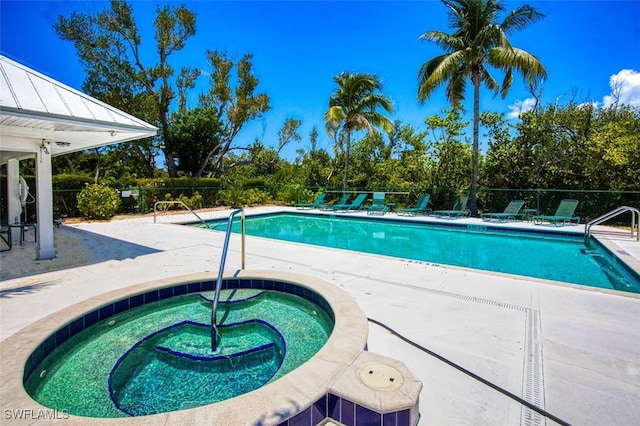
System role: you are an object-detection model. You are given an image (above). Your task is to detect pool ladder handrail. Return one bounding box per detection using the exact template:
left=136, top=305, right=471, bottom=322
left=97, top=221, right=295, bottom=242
left=153, top=200, right=210, bottom=229
left=584, top=206, right=640, bottom=246
left=211, top=209, right=246, bottom=351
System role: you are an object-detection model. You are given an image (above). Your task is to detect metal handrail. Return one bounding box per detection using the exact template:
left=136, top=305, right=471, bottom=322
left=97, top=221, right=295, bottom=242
left=585, top=206, right=640, bottom=245
left=153, top=200, right=210, bottom=229
left=211, top=209, right=246, bottom=351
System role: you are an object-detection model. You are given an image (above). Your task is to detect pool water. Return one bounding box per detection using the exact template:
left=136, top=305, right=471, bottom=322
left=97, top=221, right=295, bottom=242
left=25, top=289, right=333, bottom=417
left=202, top=213, right=640, bottom=294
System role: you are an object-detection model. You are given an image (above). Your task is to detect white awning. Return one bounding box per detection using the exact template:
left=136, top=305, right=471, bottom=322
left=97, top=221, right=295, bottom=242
left=0, top=54, right=158, bottom=164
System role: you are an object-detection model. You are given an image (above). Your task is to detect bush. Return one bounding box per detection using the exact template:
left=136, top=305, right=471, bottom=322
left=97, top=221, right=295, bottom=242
left=77, top=184, right=121, bottom=220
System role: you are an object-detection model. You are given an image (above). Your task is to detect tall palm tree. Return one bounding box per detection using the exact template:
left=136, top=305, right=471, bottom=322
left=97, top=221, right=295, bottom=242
left=418, top=0, right=546, bottom=216
left=325, top=72, right=394, bottom=190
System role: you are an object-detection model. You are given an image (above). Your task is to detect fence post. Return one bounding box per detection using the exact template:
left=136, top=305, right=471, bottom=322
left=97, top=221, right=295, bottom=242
left=138, top=187, right=145, bottom=215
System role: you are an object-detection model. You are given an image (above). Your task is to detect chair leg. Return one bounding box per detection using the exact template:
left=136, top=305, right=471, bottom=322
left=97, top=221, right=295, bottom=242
left=0, top=227, right=12, bottom=252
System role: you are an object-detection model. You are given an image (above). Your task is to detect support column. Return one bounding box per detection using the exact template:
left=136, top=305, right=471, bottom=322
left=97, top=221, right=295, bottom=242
left=6, top=159, right=21, bottom=243
left=35, top=141, right=55, bottom=259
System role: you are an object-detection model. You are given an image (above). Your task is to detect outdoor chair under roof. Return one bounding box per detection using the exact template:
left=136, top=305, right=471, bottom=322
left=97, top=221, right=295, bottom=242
left=481, top=200, right=525, bottom=223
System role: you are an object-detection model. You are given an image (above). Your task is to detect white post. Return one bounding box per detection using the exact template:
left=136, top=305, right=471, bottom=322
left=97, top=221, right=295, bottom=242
left=6, top=159, right=21, bottom=243
left=35, top=140, right=55, bottom=259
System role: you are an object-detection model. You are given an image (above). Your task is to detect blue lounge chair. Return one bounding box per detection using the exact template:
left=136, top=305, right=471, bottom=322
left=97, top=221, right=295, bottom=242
left=333, top=193, right=368, bottom=212
left=398, top=194, right=431, bottom=216
left=367, top=192, right=387, bottom=215
left=319, top=193, right=351, bottom=211
left=434, top=194, right=469, bottom=219
left=534, top=199, right=580, bottom=226
left=295, top=192, right=326, bottom=209
left=481, top=200, right=525, bottom=223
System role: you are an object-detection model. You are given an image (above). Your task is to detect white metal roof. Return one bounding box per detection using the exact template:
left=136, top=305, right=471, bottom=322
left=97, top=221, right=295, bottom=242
left=0, top=54, right=158, bottom=164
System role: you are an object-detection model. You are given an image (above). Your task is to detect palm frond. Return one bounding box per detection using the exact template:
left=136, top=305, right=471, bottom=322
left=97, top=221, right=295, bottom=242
left=446, top=69, right=468, bottom=105
left=490, top=46, right=546, bottom=87
left=501, top=4, right=544, bottom=34
left=499, top=68, right=512, bottom=98
left=420, top=30, right=465, bottom=52
left=481, top=68, right=500, bottom=94
left=324, top=105, right=345, bottom=138
left=418, top=51, right=467, bottom=103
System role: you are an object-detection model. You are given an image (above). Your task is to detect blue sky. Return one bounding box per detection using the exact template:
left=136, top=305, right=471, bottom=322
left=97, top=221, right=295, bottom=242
left=2, top=0, right=639, bottom=162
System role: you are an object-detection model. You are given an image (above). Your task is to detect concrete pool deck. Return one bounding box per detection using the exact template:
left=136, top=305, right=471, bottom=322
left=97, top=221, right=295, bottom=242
left=1, top=206, right=639, bottom=425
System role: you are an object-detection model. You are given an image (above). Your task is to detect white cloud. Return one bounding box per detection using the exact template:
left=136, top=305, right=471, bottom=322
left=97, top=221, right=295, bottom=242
left=603, top=69, right=640, bottom=107
left=506, top=97, right=538, bottom=119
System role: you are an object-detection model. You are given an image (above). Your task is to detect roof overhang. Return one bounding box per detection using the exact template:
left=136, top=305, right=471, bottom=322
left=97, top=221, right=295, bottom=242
left=0, top=54, right=158, bottom=165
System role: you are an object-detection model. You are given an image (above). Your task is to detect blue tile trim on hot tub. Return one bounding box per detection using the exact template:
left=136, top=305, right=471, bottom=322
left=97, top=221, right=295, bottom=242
left=23, top=278, right=334, bottom=382
left=276, top=393, right=415, bottom=426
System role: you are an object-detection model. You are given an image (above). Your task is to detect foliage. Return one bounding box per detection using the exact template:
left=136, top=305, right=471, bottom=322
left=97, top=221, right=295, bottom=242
left=76, top=184, right=121, bottom=220
left=170, top=107, right=223, bottom=177
left=295, top=127, right=335, bottom=188
left=217, top=187, right=271, bottom=208
left=156, top=191, right=204, bottom=210
left=325, top=72, right=394, bottom=190
left=484, top=102, right=640, bottom=192
left=418, top=0, right=546, bottom=215
left=425, top=108, right=473, bottom=190
left=54, top=0, right=196, bottom=177
left=280, top=186, right=319, bottom=206
left=136, top=177, right=222, bottom=189
left=198, top=50, right=271, bottom=177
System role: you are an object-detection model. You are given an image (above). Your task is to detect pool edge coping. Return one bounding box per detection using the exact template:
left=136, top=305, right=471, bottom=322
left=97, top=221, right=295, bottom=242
left=0, top=270, right=421, bottom=425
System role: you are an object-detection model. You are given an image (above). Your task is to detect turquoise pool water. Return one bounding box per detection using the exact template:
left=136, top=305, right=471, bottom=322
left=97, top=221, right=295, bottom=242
left=201, top=213, right=639, bottom=294
left=25, top=289, right=333, bottom=417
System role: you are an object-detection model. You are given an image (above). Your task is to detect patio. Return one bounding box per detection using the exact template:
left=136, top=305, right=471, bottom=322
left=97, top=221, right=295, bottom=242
left=1, top=207, right=639, bottom=425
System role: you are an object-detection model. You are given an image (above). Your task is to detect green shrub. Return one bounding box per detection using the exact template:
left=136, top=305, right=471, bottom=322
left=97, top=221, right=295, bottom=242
left=218, top=188, right=245, bottom=208
left=178, top=192, right=204, bottom=210
left=244, top=188, right=271, bottom=205
left=279, top=186, right=317, bottom=206
left=77, top=184, right=121, bottom=220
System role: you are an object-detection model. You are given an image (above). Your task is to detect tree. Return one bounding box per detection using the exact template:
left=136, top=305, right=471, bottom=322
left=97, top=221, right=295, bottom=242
left=324, top=72, right=394, bottom=190
left=170, top=107, right=222, bottom=177
left=55, top=0, right=197, bottom=177
left=425, top=108, right=473, bottom=192
left=198, top=51, right=271, bottom=177
left=417, top=0, right=546, bottom=216
left=295, top=126, right=334, bottom=187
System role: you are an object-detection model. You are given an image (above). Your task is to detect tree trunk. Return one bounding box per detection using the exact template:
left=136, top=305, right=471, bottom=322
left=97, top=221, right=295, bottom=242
left=470, top=77, right=480, bottom=217
left=343, top=131, right=351, bottom=191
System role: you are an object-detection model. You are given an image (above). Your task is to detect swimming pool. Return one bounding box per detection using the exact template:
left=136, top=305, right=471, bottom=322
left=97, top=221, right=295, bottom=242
left=196, top=212, right=640, bottom=294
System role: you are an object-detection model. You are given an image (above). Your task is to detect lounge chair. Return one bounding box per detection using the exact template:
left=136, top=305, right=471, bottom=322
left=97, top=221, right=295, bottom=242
left=434, top=194, right=469, bottom=219
left=333, top=193, right=368, bottom=212
left=367, top=192, right=387, bottom=215
left=398, top=194, right=431, bottom=216
left=481, top=200, right=525, bottom=223
left=534, top=199, right=580, bottom=226
left=319, top=194, right=351, bottom=211
left=295, top=192, right=326, bottom=209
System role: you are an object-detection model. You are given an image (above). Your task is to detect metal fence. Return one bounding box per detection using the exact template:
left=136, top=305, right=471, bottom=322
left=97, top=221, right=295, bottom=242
left=50, top=185, right=640, bottom=225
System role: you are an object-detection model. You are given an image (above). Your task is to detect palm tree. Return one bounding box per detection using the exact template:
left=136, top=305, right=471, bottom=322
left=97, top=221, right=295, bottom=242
left=418, top=0, right=546, bottom=216
left=325, top=72, right=394, bottom=190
